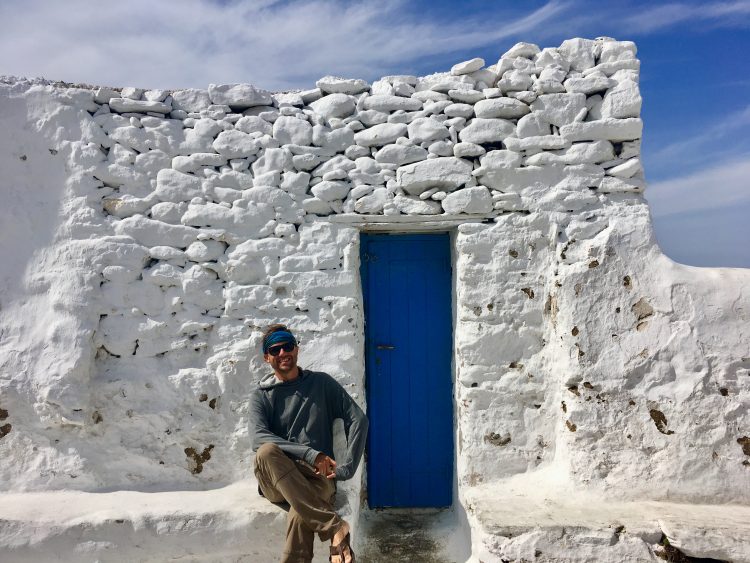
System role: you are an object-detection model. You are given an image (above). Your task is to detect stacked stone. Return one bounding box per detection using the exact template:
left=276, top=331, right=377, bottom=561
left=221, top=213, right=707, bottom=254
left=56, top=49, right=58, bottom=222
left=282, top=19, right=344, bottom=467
left=72, top=36, right=644, bottom=360
left=90, top=37, right=642, bottom=226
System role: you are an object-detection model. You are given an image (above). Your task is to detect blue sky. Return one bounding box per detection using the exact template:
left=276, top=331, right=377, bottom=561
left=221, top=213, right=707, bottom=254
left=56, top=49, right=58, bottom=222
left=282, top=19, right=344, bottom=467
left=0, top=0, right=747, bottom=267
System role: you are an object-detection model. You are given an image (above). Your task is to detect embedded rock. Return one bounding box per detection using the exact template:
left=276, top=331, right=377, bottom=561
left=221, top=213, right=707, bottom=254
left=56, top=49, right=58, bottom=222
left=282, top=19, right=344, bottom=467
left=451, top=58, right=485, bottom=76
left=459, top=118, right=515, bottom=144
left=354, top=123, right=408, bottom=147
left=315, top=76, right=370, bottom=95
left=397, top=157, right=473, bottom=196
left=208, top=83, right=273, bottom=108
left=393, top=194, right=442, bottom=214
left=310, top=93, right=357, bottom=119
left=441, top=186, right=493, bottom=214
left=474, top=98, right=530, bottom=119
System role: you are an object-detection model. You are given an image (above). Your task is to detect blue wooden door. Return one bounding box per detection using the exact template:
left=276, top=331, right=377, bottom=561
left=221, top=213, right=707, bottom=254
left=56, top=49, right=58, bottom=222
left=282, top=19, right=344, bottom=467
left=361, top=233, right=453, bottom=508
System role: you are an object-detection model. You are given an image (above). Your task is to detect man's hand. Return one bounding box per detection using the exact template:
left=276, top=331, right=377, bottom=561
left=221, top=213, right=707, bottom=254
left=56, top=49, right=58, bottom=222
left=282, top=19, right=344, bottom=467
left=314, top=453, right=337, bottom=479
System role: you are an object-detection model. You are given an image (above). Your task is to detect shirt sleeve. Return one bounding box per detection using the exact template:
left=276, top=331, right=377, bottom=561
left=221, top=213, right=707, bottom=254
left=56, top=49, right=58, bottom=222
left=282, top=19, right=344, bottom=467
left=330, top=379, right=369, bottom=481
left=250, top=388, right=319, bottom=464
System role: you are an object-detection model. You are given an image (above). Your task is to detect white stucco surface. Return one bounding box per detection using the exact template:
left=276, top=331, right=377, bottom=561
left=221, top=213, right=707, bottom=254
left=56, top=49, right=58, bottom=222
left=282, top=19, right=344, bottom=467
left=0, top=37, right=748, bottom=561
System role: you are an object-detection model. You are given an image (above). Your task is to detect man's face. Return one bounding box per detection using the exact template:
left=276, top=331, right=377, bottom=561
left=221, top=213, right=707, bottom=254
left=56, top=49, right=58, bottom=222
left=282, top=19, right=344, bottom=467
left=264, top=342, right=299, bottom=378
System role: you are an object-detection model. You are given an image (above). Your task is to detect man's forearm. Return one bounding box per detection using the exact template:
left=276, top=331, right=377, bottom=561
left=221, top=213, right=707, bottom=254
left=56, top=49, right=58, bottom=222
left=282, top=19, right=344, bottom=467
left=335, top=411, right=369, bottom=480
left=253, top=430, right=319, bottom=464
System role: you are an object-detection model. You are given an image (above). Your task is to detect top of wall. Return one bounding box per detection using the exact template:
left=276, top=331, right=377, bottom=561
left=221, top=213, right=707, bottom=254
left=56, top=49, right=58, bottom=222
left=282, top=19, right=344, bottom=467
left=4, top=37, right=644, bottom=224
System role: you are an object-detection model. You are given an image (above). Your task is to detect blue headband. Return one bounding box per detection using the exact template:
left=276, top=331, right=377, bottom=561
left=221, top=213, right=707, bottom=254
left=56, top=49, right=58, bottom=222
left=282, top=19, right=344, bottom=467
left=263, top=331, right=297, bottom=353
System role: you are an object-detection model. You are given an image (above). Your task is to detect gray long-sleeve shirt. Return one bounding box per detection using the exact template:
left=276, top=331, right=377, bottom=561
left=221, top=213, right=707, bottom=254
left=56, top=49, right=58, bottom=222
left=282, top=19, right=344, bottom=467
left=250, top=369, right=368, bottom=481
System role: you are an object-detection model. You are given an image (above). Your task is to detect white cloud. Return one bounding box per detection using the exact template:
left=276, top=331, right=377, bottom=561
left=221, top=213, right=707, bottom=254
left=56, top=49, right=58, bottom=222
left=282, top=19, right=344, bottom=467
left=646, top=156, right=750, bottom=218
left=620, top=0, right=750, bottom=33
left=0, top=0, right=568, bottom=90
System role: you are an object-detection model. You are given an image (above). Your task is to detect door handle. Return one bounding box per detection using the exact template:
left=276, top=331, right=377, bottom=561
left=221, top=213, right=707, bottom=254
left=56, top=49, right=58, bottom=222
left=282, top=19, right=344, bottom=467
left=376, top=345, right=395, bottom=350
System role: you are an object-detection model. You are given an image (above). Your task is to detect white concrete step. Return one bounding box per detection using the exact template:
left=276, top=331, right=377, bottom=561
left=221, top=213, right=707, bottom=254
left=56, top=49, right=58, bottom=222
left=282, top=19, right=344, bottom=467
left=0, top=480, right=356, bottom=562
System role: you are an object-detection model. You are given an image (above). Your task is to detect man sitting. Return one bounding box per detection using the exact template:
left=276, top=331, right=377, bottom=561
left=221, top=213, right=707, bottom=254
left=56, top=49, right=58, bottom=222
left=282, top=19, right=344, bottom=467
left=251, top=324, right=367, bottom=563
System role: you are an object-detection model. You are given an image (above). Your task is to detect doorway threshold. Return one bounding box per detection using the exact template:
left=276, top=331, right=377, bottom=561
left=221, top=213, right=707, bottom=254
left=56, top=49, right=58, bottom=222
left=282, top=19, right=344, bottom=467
left=356, top=506, right=471, bottom=563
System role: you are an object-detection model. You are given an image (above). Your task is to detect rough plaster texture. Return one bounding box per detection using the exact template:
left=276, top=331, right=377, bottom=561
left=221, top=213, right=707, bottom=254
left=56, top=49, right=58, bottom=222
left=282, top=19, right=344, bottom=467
left=0, top=37, right=748, bottom=561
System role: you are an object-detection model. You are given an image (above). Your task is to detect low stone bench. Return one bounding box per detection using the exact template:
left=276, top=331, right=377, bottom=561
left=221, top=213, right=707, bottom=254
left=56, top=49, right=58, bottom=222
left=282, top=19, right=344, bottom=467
left=0, top=479, right=357, bottom=562
left=464, top=481, right=750, bottom=562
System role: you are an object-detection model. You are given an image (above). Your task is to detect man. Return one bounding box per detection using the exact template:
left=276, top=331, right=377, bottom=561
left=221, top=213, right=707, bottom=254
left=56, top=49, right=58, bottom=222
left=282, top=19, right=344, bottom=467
left=251, top=324, right=367, bottom=563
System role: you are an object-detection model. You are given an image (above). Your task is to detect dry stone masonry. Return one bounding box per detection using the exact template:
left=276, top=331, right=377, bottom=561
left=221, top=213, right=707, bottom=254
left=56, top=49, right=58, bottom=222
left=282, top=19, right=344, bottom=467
left=0, top=37, right=748, bottom=562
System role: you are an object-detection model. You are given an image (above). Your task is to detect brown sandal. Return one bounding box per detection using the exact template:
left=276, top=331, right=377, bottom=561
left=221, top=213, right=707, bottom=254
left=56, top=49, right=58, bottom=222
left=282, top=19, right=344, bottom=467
left=329, top=532, right=355, bottom=563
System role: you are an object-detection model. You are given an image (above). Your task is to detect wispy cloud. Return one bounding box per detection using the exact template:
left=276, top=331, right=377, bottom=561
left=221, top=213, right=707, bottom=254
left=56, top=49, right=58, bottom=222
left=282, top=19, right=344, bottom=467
left=0, top=0, right=568, bottom=91
left=648, top=105, right=750, bottom=177
left=620, top=0, right=750, bottom=33
left=646, top=156, right=750, bottom=218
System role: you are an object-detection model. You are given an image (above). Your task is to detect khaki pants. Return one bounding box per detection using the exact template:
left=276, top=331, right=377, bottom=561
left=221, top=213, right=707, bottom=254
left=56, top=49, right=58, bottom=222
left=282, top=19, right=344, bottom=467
left=254, top=442, right=341, bottom=563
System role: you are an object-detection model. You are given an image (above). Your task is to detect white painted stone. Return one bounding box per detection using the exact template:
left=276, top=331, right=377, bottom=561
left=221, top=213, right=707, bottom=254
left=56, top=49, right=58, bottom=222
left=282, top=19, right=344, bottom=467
left=252, top=148, right=294, bottom=176
left=585, top=58, right=640, bottom=77
left=316, top=76, right=370, bottom=95
left=516, top=113, right=552, bottom=138
left=601, top=79, right=642, bottom=118
left=234, top=115, right=272, bottom=136
left=560, top=118, right=643, bottom=142
left=181, top=201, right=275, bottom=235
left=373, top=143, right=428, bottom=165
left=428, top=140, right=454, bottom=157
left=155, top=169, right=203, bottom=202
left=503, top=42, right=541, bottom=59
left=172, top=153, right=228, bottom=174
left=208, top=83, right=273, bottom=108
left=363, top=95, right=422, bottom=112
left=212, top=130, right=261, bottom=159
left=453, top=142, right=485, bottom=158
left=397, top=156, right=473, bottom=195
left=448, top=89, right=485, bottom=104
left=441, top=186, right=493, bottom=214
left=458, top=118, right=515, bottom=144
left=535, top=47, right=570, bottom=71
left=530, top=93, right=586, bottom=127
left=473, top=97, right=530, bottom=119
left=310, top=94, right=356, bottom=119
left=393, top=194, right=442, bottom=214
left=598, top=175, right=645, bottom=193
left=114, top=215, right=197, bottom=247
left=272, top=115, right=313, bottom=146
left=497, top=70, right=533, bottom=92
left=443, top=103, right=475, bottom=118
left=416, top=72, right=475, bottom=93
left=599, top=40, right=637, bottom=63
left=311, top=180, right=350, bottom=201
left=301, top=197, right=333, bottom=215
left=354, top=123, right=408, bottom=147
left=451, top=58, right=485, bottom=76
left=558, top=38, right=597, bottom=71
left=607, top=157, right=642, bottom=178
left=312, top=125, right=354, bottom=153
left=564, top=71, right=614, bottom=95
left=407, top=117, right=450, bottom=144
left=354, top=187, right=389, bottom=214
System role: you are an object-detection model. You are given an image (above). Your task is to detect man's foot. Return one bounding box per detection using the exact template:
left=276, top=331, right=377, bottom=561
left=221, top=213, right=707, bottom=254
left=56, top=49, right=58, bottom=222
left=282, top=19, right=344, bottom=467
left=330, top=521, right=355, bottom=563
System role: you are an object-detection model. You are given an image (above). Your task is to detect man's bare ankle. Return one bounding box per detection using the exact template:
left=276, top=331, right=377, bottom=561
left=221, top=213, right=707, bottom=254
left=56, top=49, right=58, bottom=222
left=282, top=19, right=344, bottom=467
left=332, top=520, right=350, bottom=544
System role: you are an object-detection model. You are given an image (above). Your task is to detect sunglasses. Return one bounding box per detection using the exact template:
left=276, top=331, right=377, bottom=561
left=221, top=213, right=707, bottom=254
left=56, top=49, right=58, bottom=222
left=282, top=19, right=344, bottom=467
left=267, top=342, right=296, bottom=356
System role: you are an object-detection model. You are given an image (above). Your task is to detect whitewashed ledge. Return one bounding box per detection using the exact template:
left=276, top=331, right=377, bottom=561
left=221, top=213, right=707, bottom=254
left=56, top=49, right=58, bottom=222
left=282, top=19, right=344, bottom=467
left=0, top=480, right=355, bottom=563
left=3, top=481, right=748, bottom=563
left=464, top=479, right=750, bottom=562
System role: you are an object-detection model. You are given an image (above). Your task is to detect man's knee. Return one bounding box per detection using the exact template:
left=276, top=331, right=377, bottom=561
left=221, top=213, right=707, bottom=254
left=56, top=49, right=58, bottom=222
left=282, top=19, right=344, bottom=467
left=256, top=442, right=283, bottom=463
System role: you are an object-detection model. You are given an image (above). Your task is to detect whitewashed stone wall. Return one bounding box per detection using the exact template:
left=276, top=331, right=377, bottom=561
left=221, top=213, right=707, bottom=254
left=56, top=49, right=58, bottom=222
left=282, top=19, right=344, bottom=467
left=0, top=36, right=747, bottom=516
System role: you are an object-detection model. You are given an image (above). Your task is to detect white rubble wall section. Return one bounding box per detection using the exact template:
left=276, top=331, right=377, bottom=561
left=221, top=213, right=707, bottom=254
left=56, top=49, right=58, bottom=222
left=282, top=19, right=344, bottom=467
left=0, top=36, right=748, bottom=560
